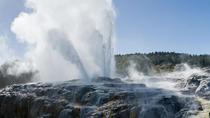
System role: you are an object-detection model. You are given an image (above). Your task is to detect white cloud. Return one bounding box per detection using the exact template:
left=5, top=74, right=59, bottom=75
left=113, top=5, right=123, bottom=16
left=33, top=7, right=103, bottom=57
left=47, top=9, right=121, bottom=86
left=11, top=0, right=116, bottom=81
left=0, top=35, right=16, bottom=64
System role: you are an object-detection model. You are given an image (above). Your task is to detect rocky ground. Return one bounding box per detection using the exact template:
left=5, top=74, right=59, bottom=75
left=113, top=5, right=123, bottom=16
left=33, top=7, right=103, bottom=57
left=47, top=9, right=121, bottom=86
left=175, top=73, right=210, bottom=118
left=0, top=76, right=209, bottom=118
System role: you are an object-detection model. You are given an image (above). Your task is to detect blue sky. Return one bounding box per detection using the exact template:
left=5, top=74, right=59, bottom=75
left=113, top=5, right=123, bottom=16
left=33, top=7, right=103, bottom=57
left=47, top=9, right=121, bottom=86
left=0, top=0, right=210, bottom=55
left=114, top=0, right=210, bottom=54
left=0, top=0, right=25, bottom=56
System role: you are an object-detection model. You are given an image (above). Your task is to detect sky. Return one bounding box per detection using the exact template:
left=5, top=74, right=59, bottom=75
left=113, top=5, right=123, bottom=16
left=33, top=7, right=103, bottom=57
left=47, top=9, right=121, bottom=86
left=114, top=0, right=210, bottom=54
left=0, top=0, right=210, bottom=55
left=0, top=0, right=25, bottom=56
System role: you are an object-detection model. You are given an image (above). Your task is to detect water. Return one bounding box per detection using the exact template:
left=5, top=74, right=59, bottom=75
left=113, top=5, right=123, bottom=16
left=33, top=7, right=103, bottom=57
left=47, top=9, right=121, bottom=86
left=11, top=0, right=116, bottom=81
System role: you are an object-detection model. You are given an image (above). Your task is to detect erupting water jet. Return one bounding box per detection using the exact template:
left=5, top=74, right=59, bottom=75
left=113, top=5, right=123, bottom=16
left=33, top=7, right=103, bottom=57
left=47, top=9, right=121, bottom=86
left=11, top=0, right=116, bottom=81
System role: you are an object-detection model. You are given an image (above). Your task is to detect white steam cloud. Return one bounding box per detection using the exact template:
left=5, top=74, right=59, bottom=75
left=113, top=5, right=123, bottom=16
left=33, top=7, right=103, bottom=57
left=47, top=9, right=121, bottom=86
left=11, top=0, right=116, bottom=82
left=0, top=35, right=16, bottom=64
left=163, top=63, right=206, bottom=79
left=125, top=63, right=207, bottom=91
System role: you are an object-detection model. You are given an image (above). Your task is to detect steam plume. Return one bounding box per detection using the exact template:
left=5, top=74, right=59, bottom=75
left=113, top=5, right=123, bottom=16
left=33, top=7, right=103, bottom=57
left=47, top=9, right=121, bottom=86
left=0, top=35, right=16, bottom=64
left=11, top=0, right=116, bottom=81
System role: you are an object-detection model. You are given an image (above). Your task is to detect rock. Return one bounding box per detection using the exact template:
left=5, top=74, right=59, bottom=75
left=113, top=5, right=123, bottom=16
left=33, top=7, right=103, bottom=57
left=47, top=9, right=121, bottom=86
left=92, top=77, right=123, bottom=83
left=158, top=96, right=184, bottom=115
left=176, top=73, right=210, bottom=99
left=140, top=105, right=168, bottom=118
left=0, top=77, right=203, bottom=118
left=195, top=78, right=210, bottom=99
left=185, top=74, right=208, bottom=90
left=177, top=74, right=210, bottom=96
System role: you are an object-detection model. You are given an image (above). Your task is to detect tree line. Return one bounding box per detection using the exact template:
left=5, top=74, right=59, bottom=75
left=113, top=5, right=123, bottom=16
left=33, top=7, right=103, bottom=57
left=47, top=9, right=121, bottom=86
left=115, top=52, right=210, bottom=75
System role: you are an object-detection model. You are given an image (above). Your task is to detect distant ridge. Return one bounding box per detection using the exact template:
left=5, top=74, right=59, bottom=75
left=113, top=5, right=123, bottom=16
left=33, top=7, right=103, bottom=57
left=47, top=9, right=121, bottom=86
left=115, top=52, right=210, bottom=75
left=116, top=51, right=210, bottom=56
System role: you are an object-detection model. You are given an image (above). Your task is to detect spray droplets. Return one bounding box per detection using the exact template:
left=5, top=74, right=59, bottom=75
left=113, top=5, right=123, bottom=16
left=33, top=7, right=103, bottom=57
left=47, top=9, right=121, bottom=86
left=11, top=0, right=116, bottom=81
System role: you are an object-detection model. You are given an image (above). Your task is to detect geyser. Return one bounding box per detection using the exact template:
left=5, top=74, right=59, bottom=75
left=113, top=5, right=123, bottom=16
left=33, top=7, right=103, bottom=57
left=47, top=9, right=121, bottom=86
left=11, top=0, right=116, bottom=81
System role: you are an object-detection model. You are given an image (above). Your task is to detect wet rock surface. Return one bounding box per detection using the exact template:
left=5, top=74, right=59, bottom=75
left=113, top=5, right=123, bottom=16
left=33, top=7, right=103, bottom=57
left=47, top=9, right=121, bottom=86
left=177, top=74, right=210, bottom=99
left=0, top=77, right=204, bottom=118
left=175, top=73, right=210, bottom=118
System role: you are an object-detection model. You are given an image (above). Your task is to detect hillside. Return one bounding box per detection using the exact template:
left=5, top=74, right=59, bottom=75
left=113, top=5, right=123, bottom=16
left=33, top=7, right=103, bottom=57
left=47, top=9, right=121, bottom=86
left=115, top=52, right=210, bottom=76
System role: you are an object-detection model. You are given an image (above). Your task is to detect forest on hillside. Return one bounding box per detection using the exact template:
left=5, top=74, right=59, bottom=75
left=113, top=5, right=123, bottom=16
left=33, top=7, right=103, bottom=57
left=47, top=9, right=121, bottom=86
left=115, top=52, right=210, bottom=76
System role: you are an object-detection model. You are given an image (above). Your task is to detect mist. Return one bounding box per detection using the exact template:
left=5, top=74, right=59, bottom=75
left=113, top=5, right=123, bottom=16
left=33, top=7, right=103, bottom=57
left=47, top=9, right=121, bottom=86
left=0, top=35, right=16, bottom=65
left=11, top=0, right=116, bottom=82
left=125, top=62, right=208, bottom=91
